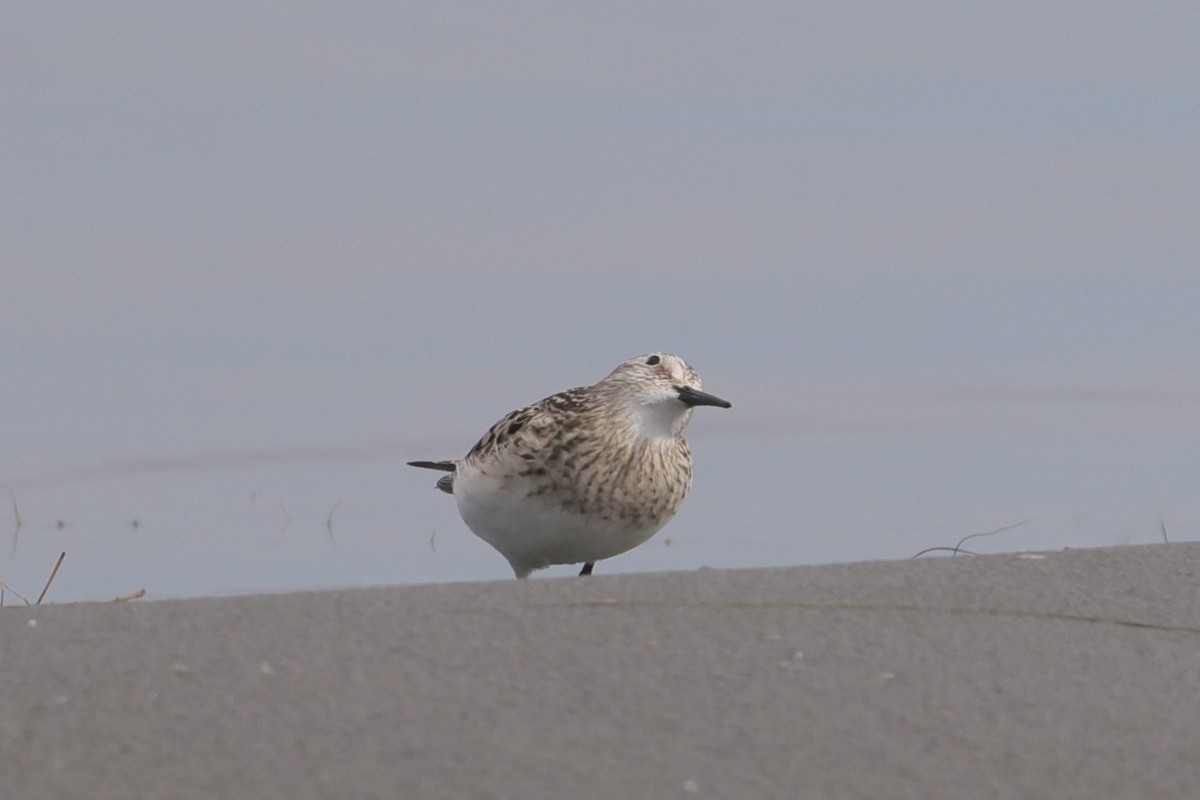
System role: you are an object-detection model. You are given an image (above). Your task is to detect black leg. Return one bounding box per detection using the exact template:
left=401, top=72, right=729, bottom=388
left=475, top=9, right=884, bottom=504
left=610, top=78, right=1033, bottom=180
left=579, top=562, right=594, bottom=576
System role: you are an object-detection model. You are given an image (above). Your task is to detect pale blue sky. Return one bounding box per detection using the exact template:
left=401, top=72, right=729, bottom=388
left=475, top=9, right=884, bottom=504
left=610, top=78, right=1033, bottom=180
left=3, top=4, right=1198, bottom=600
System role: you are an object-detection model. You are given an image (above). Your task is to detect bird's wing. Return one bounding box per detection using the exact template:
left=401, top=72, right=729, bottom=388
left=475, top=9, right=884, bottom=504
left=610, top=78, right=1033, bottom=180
left=463, top=387, right=588, bottom=469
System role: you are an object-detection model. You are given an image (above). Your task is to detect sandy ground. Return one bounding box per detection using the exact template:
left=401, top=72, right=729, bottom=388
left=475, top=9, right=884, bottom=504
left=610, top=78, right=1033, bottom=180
left=3, top=542, right=1200, bottom=799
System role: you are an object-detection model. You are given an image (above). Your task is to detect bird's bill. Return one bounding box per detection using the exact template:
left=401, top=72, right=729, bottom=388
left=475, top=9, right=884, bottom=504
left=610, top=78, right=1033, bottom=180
left=676, top=386, right=732, bottom=409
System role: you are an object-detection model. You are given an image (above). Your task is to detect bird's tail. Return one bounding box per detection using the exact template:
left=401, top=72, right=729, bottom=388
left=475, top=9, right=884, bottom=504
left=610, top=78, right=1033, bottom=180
left=407, top=460, right=456, bottom=472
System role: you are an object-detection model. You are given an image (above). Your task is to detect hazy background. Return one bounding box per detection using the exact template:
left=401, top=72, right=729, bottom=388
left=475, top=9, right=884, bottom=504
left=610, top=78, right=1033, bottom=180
left=4, top=3, right=1198, bottom=602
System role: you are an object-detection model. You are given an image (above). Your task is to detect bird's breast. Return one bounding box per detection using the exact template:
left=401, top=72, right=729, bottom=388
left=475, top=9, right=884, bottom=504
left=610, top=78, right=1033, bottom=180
left=529, top=437, right=693, bottom=528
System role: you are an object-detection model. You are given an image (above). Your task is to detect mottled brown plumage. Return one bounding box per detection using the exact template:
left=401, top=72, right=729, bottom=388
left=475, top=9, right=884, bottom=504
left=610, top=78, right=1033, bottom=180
left=409, top=353, right=730, bottom=578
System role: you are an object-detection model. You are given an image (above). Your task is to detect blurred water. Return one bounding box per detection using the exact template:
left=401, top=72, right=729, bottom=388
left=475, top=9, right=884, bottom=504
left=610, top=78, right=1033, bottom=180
left=5, top=4, right=1197, bottom=603
left=4, top=381, right=1195, bottom=604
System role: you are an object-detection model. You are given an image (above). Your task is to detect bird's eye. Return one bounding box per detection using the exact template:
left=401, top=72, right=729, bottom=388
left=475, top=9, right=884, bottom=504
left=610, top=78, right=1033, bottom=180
left=645, top=355, right=661, bottom=366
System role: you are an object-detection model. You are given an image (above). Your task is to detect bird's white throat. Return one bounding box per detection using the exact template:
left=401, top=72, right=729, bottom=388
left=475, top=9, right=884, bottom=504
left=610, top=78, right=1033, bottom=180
left=626, top=397, right=693, bottom=440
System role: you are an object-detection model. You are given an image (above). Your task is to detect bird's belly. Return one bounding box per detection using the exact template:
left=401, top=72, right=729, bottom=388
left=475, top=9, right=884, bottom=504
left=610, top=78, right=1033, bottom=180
left=453, top=468, right=675, bottom=572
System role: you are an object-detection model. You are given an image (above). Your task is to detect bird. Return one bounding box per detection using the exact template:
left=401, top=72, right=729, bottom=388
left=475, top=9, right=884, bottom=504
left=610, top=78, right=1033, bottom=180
left=408, top=353, right=731, bottom=578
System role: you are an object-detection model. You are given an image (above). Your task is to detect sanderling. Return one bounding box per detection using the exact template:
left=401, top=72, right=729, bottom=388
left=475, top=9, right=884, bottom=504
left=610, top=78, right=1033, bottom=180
left=409, top=353, right=731, bottom=578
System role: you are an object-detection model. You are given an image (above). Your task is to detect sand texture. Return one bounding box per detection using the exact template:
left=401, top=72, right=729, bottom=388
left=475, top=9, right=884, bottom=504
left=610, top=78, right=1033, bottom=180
left=4, top=543, right=1200, bottom=799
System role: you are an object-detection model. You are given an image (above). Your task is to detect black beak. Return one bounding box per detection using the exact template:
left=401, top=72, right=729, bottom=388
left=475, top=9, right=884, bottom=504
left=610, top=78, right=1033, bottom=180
left=676, top=385, right=732, bottom=409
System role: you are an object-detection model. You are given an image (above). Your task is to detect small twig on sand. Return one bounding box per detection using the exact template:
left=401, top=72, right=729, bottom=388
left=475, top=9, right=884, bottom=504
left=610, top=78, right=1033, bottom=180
left=35, top=552, right=66, bottom=605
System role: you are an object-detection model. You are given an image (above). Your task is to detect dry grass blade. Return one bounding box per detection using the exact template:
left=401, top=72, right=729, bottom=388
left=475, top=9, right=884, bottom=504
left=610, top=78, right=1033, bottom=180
left=0, top=580, right=33, bottom=607
left=325, top=503, right=341, bottom=547
left=912, top=519, right=1033, bottom=559
left=113, top=588, right=147, bottom=602
left=950, top=518, right=1033, bottom=554
left=9, top=493, right=23, bottom=557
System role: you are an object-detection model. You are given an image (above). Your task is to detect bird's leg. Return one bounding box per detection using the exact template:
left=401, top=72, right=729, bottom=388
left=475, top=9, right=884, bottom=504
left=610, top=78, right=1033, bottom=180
left=579, top=562, right=594, bottom=576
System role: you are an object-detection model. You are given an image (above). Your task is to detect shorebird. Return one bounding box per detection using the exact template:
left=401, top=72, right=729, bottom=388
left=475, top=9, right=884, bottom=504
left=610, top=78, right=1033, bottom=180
left=409, top=353, right=731, bottom=577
